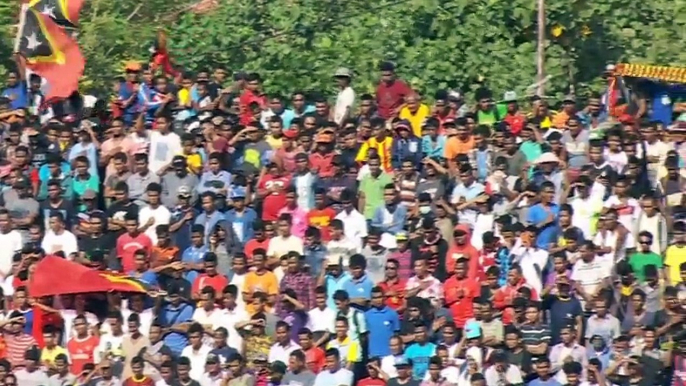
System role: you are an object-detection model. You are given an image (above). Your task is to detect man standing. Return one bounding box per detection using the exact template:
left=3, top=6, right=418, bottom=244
left=283, top=350, right=317, bottom=386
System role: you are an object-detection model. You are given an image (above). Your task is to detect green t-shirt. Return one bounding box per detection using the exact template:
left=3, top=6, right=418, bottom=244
left=628, top=251, right=663, bottom=282
left=359, top=172, right=393, bottom=219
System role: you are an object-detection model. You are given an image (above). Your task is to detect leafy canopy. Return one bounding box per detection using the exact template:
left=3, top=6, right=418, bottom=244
left=0, top=0, right=682, bottom=101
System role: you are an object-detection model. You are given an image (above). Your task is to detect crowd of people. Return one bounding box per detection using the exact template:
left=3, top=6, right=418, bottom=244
left=0, top=57, right=685, bottom=386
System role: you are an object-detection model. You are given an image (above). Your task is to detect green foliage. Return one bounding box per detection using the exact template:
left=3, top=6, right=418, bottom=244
left=0, top=0, right=683, bottom=102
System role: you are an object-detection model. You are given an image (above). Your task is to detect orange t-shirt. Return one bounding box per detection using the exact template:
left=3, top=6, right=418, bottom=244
left=243, top=270, right=279, bottom=314
left=151, top=246, right=179, bottom=268
left=444, top=136, right=475, bottom=160
left=307, top=208, right=336, bottom=241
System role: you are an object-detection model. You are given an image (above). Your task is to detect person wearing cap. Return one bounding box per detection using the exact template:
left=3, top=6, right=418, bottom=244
left=333, top=68, right=355, bottom=126
left=391, top=119, right=422, bottom=170
left=552, top=95, right=578, bottom=129
left=161, top=155, right=199, bottom=208
left=375, top=61, right=412, bottom=119
left=272, top=127, right=301, bottom=173
left=310, top=131, right=337, bottom=178
left=500, top=91, right=526, bottom=135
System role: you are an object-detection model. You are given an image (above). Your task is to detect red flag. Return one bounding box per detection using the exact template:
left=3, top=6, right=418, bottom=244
left=17, top=7, right=84, bottom=102
left=150, top=30, right=178, bottom=77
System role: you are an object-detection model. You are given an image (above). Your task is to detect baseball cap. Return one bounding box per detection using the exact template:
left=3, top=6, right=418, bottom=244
left=394, top=356, right=412, bottom=367
left=334, top=67, right=353, bottom=78
left=270, top=361, right=288, bottom=374
left=295, top=152, right=309, bottom=162
left=562, top=94, right=576, bottom=103
left=396, top=120, right=412, bottom=131
left=231, top=186, right=247, bottom=199
left=177, top=186, right=192, bottom=198
left=172, top=155, right=187, bottom=167
left=396, top=231, right=409, bottom=241
left=13, top=177, right=30, bottom=189
left=82, top=189, right=97, bottom=200
left=253, top=354, right=268, bottom=363
left=464, top=320, right=482, bottom=339
left=283, top=129, right=298, bottom=139
left=502, top=91, right=518, bottom=103
left=206, top=353, right=219, bottom=364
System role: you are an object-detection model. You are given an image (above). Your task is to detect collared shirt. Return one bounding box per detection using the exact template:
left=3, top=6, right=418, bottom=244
left=326, top=336, right=361, bottom=367
left=276, top=272, right=315, bottom=318
left=364, top=306, right=400, bottom=357
left=268, top=341, right=301, bottom=364
left=341, top=274, right=374, bottom=302
left=335, top=209, right=368, bottom=251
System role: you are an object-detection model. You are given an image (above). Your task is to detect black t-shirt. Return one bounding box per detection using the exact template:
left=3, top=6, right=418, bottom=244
left=506, top=349, right=533, bottom=375
left=106, top=200, right=139, bottom=234
left=170, top=380, right=201, bottom=386
left=387, top=378, right=420, bottom=386
left=39, top=199, right=76, bottom=229
left=78, top=234, right=116, bottom=261
left=29, top=142, right=49, bottom=169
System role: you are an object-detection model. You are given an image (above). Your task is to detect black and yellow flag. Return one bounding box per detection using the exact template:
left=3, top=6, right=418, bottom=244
left=27, top=0, right=84, bottom=28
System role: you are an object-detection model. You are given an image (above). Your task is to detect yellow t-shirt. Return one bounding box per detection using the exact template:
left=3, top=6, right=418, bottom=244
left=265, top=135, right=283, bottom=150
left=664, top=244, right=686, bottom=284
left=178, top=88, right=191, bottom=106
left=399, top=104, right=430, bottom=137
left=243, top=271, right=279, bottom=314
left=41, top=345, right=68, bottom=367
left=184, top=153, right=203, bottom=172
left=327, top=337, right=361, bottom=365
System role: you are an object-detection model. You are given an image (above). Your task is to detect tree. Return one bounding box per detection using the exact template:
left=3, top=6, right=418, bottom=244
left=0, top=0, right=682, bottom=103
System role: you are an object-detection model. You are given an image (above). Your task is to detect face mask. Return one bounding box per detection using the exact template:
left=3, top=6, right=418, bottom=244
left=419, top=206, right=431, bottom=215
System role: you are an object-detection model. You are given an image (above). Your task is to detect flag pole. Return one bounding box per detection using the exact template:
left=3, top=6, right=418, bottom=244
left=535, top=0, right=546, bottom=96
left=14, top=3, right=29, bottom=53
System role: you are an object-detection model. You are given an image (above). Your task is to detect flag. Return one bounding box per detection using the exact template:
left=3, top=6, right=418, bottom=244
left=17, top=7, right=84, bottom=103
left=98, top=272, right=151, bottom=293
left=27, top=0, right=84, bottom=28
left=149, top=30, right=179, bottom=77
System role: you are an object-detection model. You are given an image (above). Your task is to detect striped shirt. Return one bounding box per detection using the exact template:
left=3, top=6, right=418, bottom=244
left=520, top=323, right=552, bottom=346
left=5, top=332, right=37, bottom=368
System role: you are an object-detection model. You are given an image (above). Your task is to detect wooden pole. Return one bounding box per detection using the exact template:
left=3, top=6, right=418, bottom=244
left=14, top=4, right=28, bottom=53
left=536, top=0, right=546, bottom=96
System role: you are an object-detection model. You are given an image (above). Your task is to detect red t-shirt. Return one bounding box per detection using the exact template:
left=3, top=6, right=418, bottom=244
left=239, top=90, right=266, bottom=125
left=307, top=208, right=336, bottom=241
left=305, top=347, right=326, bottom=373
left=67, top=335, right=100, bottom=374
left=258, top=175, right=291, bottom=221
left=309, top=153, right=335, bottom=178
left=376, top=80, right=412, bottom=119
left=244, top=238, right=270, bottom=263
left=503, top=112, right=526, bottom=135
left=123, top=376, right=155, bottom=386
left=377, top=279, right=407, bottom=311
left=443, top=276, right=479, bottom=328
left=116, top=232, right=153, bottom=273
left=192, top=273, right=229, bottom=295
left=358, top=378, right=387, bottom=386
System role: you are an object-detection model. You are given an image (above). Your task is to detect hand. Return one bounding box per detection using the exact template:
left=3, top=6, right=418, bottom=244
left=184, top=210, right=194, bottom=221
left=170, top=261, right=184, bottom=271
left=209, top=235, right=218, bottom=245
left=419, top=281, right=432, bottom=291
left=146, top=217, right=155, bottom=226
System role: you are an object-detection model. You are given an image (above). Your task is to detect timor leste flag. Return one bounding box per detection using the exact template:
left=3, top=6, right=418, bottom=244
left=17, top=7, right=84, bottom=102
left=27, top=0, right=85, bottom=28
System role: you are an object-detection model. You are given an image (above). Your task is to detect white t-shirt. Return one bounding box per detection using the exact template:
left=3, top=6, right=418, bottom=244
left=267, top=235, right=304, bottom=258
left=570, top=196, right=602, bottom=240
left=0, top=230, right=22, bottom=277
left=41, top=229, right=78, bottom=257
left=229, top=273, right=247, bottom=310
left=593, top=228, right=636, bottom=261
left=484, top=365, right=523, bottom=386
left=138, top=205, right=171, bottom=245
left=268, top=341, right=301, bottom=364
left=94, top=332, right=125, bottom=362
left=334, top=87, right=355, bottom=125
left=180, top=344, right=213, bottom=381
left=603, top=195, right=642, bottom=233
left=307, top=307, right=336, bottom=333
left=148, top=131, right=182, bottom=174
left=212, top=307, right=249, bottom=353
left=335, top=210, right=368, bottom=252
left=571, top=256, right=613, bottom=302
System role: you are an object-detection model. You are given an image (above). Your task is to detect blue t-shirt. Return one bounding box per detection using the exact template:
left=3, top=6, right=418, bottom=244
left=404, top=342, right=436, bottom=380
left=528, top=377, right=562, bottom=386
left=182, top=245, right=209, bottom=284
left=364, top=306, right=401, bottom=357
left=527, top=203, right=560, bottom=250
left=2, top=83, right=28, bottom=109
left=160, top=303, right=193, bottom=355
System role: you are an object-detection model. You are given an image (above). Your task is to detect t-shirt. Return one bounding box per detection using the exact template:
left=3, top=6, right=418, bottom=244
left=282, top=370, right=317, bottom=386
left=404, top=342, right=436, bottom=380
left=386, top=378, right=420, bottom=386
left=628, top=251, right=663, bottom=282
left=665, top=244, right=686, bottom=284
